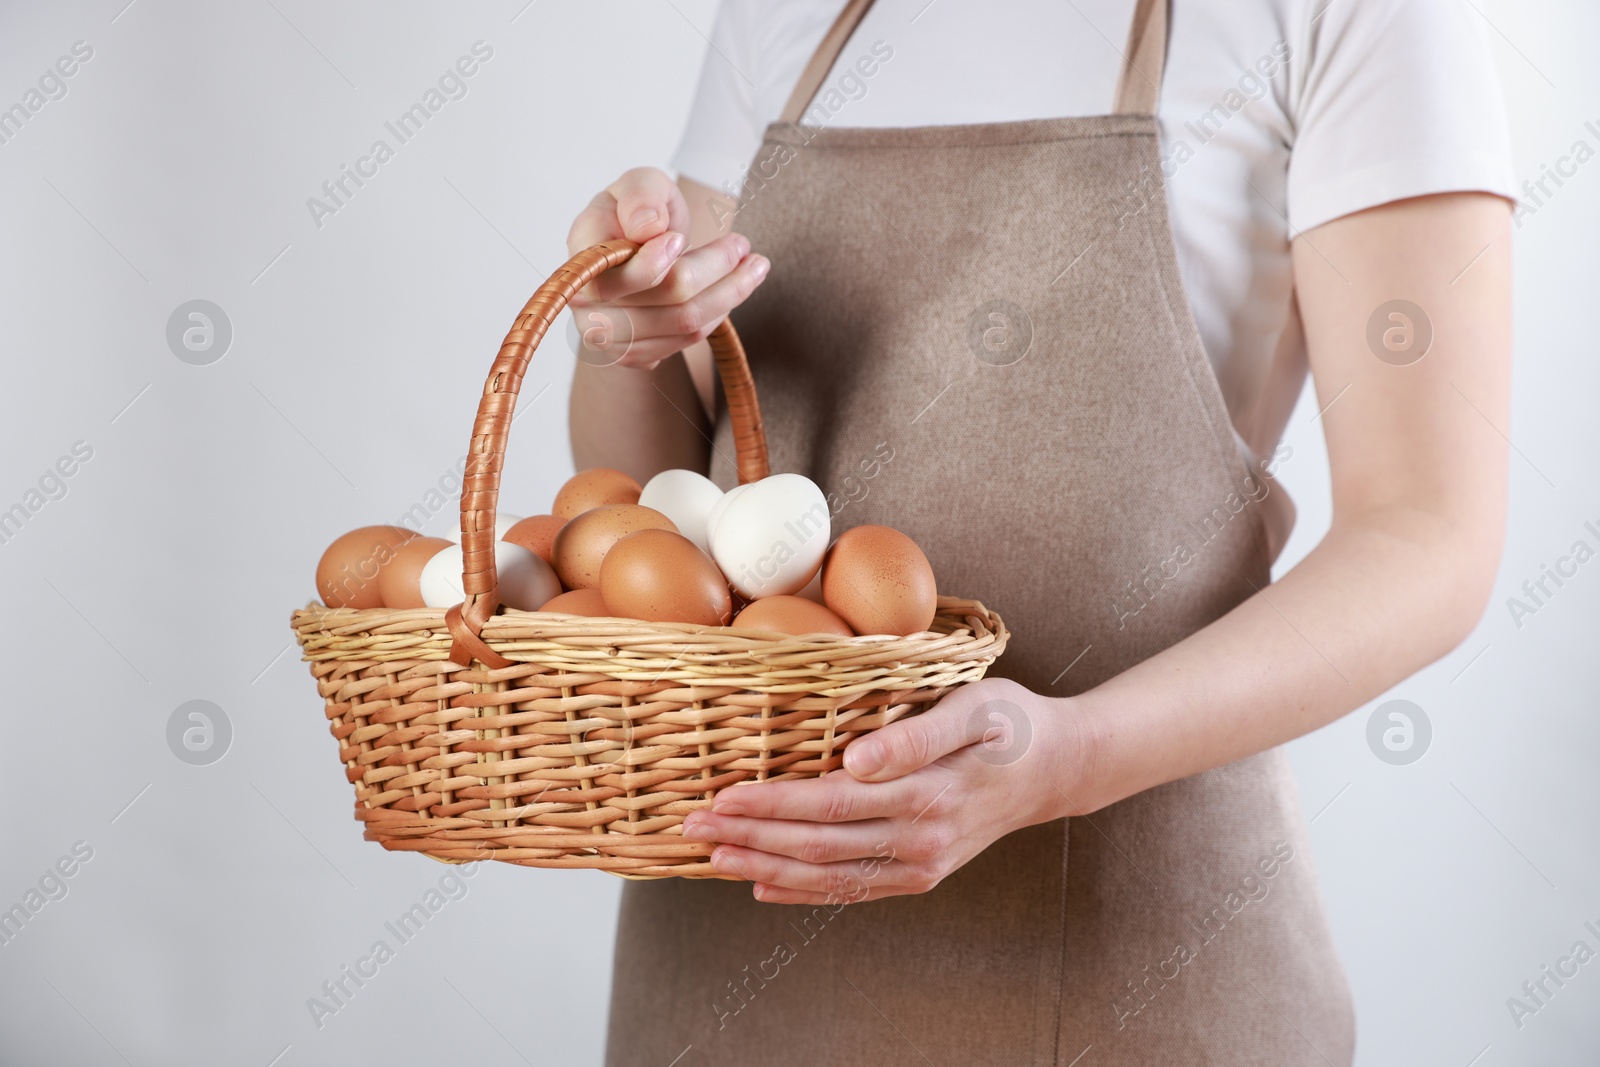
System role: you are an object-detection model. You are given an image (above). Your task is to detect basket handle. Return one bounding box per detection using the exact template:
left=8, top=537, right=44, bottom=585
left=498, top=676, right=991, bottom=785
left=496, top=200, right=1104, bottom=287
left=445, top=239, right=770, bottom=668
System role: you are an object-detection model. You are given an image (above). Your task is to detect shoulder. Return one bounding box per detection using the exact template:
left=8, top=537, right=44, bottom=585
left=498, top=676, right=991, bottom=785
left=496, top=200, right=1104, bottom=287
left=711, top=0, right=838, bottom=55
left=1286, top=0, right=1502, bottom=86
left=1272, top=0, right=1515, bottom=231
left=673, top=1, right=842, bottom=194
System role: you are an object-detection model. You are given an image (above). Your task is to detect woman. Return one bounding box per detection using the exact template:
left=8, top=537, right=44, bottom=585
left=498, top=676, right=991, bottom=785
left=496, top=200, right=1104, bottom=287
left=567, top=0, right=1514, bottom=1062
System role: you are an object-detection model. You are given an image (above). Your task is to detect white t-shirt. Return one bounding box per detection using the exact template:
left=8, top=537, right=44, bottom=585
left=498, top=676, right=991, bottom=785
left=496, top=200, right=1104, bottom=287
left=671, top=0, right=1516, bottom=463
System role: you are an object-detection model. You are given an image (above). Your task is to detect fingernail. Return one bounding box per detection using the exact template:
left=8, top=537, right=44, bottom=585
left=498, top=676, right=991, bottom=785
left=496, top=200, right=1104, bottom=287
left=734, top=234, right=751, bottom=257
left=713, top=795, right=744, bottom=815
left=749, top=255, right=770, bottom=281
left=710, top=846, right=731, bottom=868
left=682, top=821, right=713, bottom=841
left=663, top=231, right=686, bottom=258
left=628, top=208, right=660, bottom=234
left=846, top=740, right=883, bottom=777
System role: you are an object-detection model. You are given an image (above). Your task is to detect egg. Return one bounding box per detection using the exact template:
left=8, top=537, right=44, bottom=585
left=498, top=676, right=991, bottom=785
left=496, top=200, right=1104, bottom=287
left=705, top=482, right=750, bottom=543
left=538, top=588, right=613, bottom=617
left=638, top=469, right=725, bottom=554
left=821, top=525, right=938, bottom=636
left=710, top=473, right=831, bottom=599
left=502, top=514, right=565, bottom=565
left=551, top=504, right=677, bottom=589
left=553, top=468, right=641, bottom=520
left=795, top=568, right=825, bottom=604
left=447, top=513, right=523, bottom=542
left=377, top=535, right=452, bottom=609
left=316, top=525, right=417, bottom=608
left=732, top=595, right=854, bottom=637
left=600, top=529, right=732, bottom=626
left=419, top=540, right=562, bottom=611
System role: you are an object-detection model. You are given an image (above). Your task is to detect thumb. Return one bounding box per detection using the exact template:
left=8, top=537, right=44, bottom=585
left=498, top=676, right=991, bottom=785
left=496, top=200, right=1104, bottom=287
left=844, top=691, right=995, bottom=782
left=606, top=167, right=688, bottom=244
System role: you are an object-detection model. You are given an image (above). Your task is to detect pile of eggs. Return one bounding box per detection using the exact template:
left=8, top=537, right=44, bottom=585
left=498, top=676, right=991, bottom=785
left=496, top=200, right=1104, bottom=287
left=314, top=467, right=938, bottom=638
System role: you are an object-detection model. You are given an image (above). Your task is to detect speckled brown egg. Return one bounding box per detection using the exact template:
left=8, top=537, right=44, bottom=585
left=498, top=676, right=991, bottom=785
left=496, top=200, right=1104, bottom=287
left=600, top=529, right=732, bottom=626
left=552, top=468, right=641, bottom=520
left=538, top=588, right=613, bottom=617
left=502, top=514, right=566, bottom=565
left=733, top=595, right=854, bottom=637
left=552, top=504, right=677, bottom=589
left=316, top=525, right=417, bottom=609
left=377, top=535, right=452, bottom=609
left=821, top=525, right=937, bottom=636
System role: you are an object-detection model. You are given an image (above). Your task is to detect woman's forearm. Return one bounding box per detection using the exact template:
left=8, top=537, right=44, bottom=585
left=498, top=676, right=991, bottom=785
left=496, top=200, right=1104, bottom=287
left=569, top=354, right=711, bottom=481
left=1059, top=192, right=1514, bottom=817
left=1063, top=503, right=1499, bottom=814
left=563, top=172, right=753, bottom=481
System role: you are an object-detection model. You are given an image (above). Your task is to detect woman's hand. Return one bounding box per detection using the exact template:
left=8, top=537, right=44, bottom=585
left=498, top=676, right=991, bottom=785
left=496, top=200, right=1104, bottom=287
left=681, top=677, right=1087, bottom=905
left=566, top=167, right=769, bottom=370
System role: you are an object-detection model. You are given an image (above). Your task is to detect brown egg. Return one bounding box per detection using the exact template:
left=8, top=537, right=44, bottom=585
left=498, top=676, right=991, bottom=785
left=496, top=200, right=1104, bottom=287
left=821, top=525, right=938, bottom=636
left=553, top=468, right=641, bottom=520
left=316, top=525, right=417, bottom=608
left=377, top=536, right=452, bottom=609
left=539, top=588, right=613, bottom=617
left=552, top=504, right=677, bottom=589
left=502, top=514, right=565, bottom=565
left=600, top=529, right=732, bottom=626
left=733, top=595, right=854, bottom=637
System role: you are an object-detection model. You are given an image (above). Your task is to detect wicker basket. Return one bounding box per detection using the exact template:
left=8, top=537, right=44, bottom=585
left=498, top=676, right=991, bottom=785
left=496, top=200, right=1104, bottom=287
left=290, top=240, right=1009, bottom=879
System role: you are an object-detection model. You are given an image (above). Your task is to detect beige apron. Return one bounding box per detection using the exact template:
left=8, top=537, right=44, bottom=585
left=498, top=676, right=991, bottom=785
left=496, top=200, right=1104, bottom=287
left=605, top=2, right=1355, bottom=1062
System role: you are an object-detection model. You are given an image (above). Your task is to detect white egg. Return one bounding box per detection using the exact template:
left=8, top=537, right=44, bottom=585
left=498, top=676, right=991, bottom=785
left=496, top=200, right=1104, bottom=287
left=445, top=513, right=524, bottom=542
left=705, top=483, right=751, bottom=544
left=638, top=469, right=725, bottom=554
left=420, top=540, right=561, bottom=611
left=710, top=473, right=831, bottom=599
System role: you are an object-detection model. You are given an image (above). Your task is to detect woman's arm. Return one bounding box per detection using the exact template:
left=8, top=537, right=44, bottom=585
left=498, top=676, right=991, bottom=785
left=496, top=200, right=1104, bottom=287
left=568, top=172, right=761, bottom=481
left=1054, top=191, right=1512, bottom=811
left=683, top=192, right=1512, bottom=902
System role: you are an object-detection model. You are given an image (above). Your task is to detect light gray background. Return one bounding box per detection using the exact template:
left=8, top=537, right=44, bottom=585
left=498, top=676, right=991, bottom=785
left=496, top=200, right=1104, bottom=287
left=0, top=2, right=1593, bottom=1065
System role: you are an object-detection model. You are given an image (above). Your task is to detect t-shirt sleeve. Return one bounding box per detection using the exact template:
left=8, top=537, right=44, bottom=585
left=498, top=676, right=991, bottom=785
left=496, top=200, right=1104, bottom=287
left=670, top=0, right=764, bottom=195
left=1286, top=0, right=1517, bottom=234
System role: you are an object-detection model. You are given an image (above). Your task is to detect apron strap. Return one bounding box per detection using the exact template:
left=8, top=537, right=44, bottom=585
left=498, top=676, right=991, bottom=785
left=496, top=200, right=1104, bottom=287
left=778, top=0, right=877, bottom=125
left=779, top=0, right=1172, bottom=124
left=1112, top=0, right=1170, bottom=115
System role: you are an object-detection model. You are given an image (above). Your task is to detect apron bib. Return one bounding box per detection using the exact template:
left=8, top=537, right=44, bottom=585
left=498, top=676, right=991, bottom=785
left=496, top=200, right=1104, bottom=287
left=607, top=2, right=1355, bottom=1062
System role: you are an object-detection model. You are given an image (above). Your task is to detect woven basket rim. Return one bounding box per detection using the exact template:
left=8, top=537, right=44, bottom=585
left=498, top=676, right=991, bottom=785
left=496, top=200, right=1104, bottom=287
left=291, top=595, right=1007, bottom=696
left=293, top=595, right=1002, bottom=651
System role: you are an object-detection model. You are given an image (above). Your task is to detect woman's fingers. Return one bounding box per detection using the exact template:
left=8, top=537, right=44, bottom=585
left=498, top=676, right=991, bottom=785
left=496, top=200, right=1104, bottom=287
left=844, top=677, right=1038, bottom=782
left=563, top=168, right=767, bottom=370
left=576, top=331, right=697, bottom=370
left=606, top=166, right=690, bottom=242
left=565, top=191, right=661, bottom=306
left=567, top=168, right=692, bottom=302
left=569, top=250, right=769, bottom=369
left=683, top=812, right=891, bottom=863
left=566, top=228, right=683, bottom=305
left=577, top=231, right=743, bottom=306
left=568, top=189, right=626, bottom=248
left=603, top=232, right=751, bottom=307
left=747, top=882, right=913, bottom=906
left=569, top=168, right=686, bottom=249
left=594, top=251, right=769, bottom=340
left=711, top=770, right=921, bottom=823
left=709, top=844, right=918, bottom=897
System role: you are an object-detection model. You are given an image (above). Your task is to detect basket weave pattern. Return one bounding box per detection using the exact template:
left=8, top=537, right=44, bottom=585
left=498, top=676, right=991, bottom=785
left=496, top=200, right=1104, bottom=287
left=293, top=601, right=1005, bottom=878
left=290, top=240, right=1009, bottom=878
